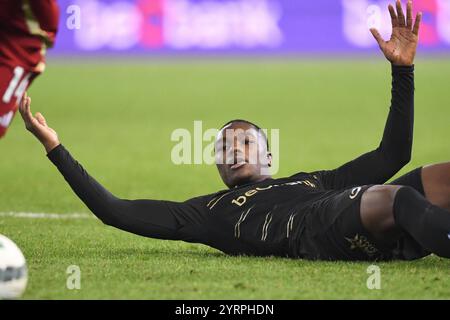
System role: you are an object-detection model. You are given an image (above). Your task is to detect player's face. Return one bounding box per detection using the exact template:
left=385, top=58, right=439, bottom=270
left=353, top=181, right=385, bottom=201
left=215, top=122, right=272, bottom=188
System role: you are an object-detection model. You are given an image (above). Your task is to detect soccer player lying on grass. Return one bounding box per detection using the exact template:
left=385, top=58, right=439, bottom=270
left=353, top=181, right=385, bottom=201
left=20, top=1, right=450, bottom=261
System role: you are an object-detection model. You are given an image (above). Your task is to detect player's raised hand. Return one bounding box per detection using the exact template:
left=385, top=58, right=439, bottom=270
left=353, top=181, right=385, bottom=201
left=19, top=92, right=60, bottom=153
left=370, top=0, right=422, bottom=66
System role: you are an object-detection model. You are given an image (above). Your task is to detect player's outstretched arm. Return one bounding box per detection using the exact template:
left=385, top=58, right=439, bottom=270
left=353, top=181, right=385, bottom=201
left=19, top=94, right=205, bottom=242
left=311, top=1, right=422, bottom=189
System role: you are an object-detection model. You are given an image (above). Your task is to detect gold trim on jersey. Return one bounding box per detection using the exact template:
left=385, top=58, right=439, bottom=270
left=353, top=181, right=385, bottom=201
left=207, top=190, right=234, bottom=210
left=231, top=179, right=317, bottom=207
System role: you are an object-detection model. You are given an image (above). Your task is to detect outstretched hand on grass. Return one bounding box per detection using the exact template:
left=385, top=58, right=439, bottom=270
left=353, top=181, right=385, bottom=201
left=19, top=93, right=60, bottom=153
left=370, top=0, right=422, bottom=66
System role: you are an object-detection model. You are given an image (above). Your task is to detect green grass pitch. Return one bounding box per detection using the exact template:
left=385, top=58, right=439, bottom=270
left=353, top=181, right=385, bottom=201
left=1, top=58, right=449, bottom=299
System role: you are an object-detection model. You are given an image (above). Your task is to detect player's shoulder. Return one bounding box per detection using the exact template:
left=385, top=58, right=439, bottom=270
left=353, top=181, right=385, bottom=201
left=183, top=188, right=230, bottom=208
left=288, top=171, right=320, bottom=180
left=286, top=171, right=325, bottom=188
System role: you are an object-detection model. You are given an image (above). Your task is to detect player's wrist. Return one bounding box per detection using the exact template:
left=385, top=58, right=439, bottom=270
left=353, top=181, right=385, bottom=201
left=391, top=62, right=414, bottom=67
left=43, top=139, right=61, bottom=153
left=391, top=63, right=414, bottom=72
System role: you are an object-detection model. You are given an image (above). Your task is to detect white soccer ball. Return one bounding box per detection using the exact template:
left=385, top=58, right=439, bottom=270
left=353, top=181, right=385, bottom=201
left=0, top=234, right=28, bottom=299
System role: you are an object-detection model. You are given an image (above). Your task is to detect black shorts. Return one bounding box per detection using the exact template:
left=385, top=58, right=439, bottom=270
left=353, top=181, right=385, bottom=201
left=297, top=167, right=430, bottom=261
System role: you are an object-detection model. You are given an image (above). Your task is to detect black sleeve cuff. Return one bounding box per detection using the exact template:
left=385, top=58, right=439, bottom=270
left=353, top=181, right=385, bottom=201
left=46, top=143, right=66, bottom=164
left=392, top=64, right=414, bottom=74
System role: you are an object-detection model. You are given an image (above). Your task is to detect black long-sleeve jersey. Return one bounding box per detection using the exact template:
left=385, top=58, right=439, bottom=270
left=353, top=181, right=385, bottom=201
left=47, top=65, right=415, bottom=258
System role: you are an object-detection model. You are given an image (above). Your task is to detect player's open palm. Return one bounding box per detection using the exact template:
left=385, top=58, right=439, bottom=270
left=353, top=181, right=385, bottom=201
left=19, top=92, right=60, bottom=152
left=370, top=0, right=422, bottom=66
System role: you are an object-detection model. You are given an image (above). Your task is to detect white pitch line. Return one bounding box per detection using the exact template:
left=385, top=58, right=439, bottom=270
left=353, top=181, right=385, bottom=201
left=0, top=212, right=93, bottom=219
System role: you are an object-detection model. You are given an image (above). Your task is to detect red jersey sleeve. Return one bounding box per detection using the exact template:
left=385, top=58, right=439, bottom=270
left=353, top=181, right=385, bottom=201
left=28, top=0, right=60, bottom=47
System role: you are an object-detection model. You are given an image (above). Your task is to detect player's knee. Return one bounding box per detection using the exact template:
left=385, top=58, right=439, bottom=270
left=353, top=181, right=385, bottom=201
left=421, top=163, right=450, bottom=210
left=442, top=168, right=450, bottom=208
left=361, top=185, right=404, bottom=233
left=442, top=164, right=450, bottom=190
left=424, top=162, right=450, bottom=186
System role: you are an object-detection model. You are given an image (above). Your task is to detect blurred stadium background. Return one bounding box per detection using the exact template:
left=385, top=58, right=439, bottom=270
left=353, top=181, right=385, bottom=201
left=1, top=0, right=449, bottom=299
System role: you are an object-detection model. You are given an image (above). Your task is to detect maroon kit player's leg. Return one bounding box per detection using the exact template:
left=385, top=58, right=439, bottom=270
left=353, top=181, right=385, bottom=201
left=0, top=64, right=36, bottom=138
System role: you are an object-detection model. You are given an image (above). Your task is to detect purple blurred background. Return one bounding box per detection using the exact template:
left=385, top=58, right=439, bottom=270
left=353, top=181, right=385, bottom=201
left=54, top=0, right=450, bottom=55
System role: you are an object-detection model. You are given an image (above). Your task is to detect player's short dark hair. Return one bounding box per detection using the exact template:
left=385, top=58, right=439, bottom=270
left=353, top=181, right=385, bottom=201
left=220, top=119, right=269, bottom=150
